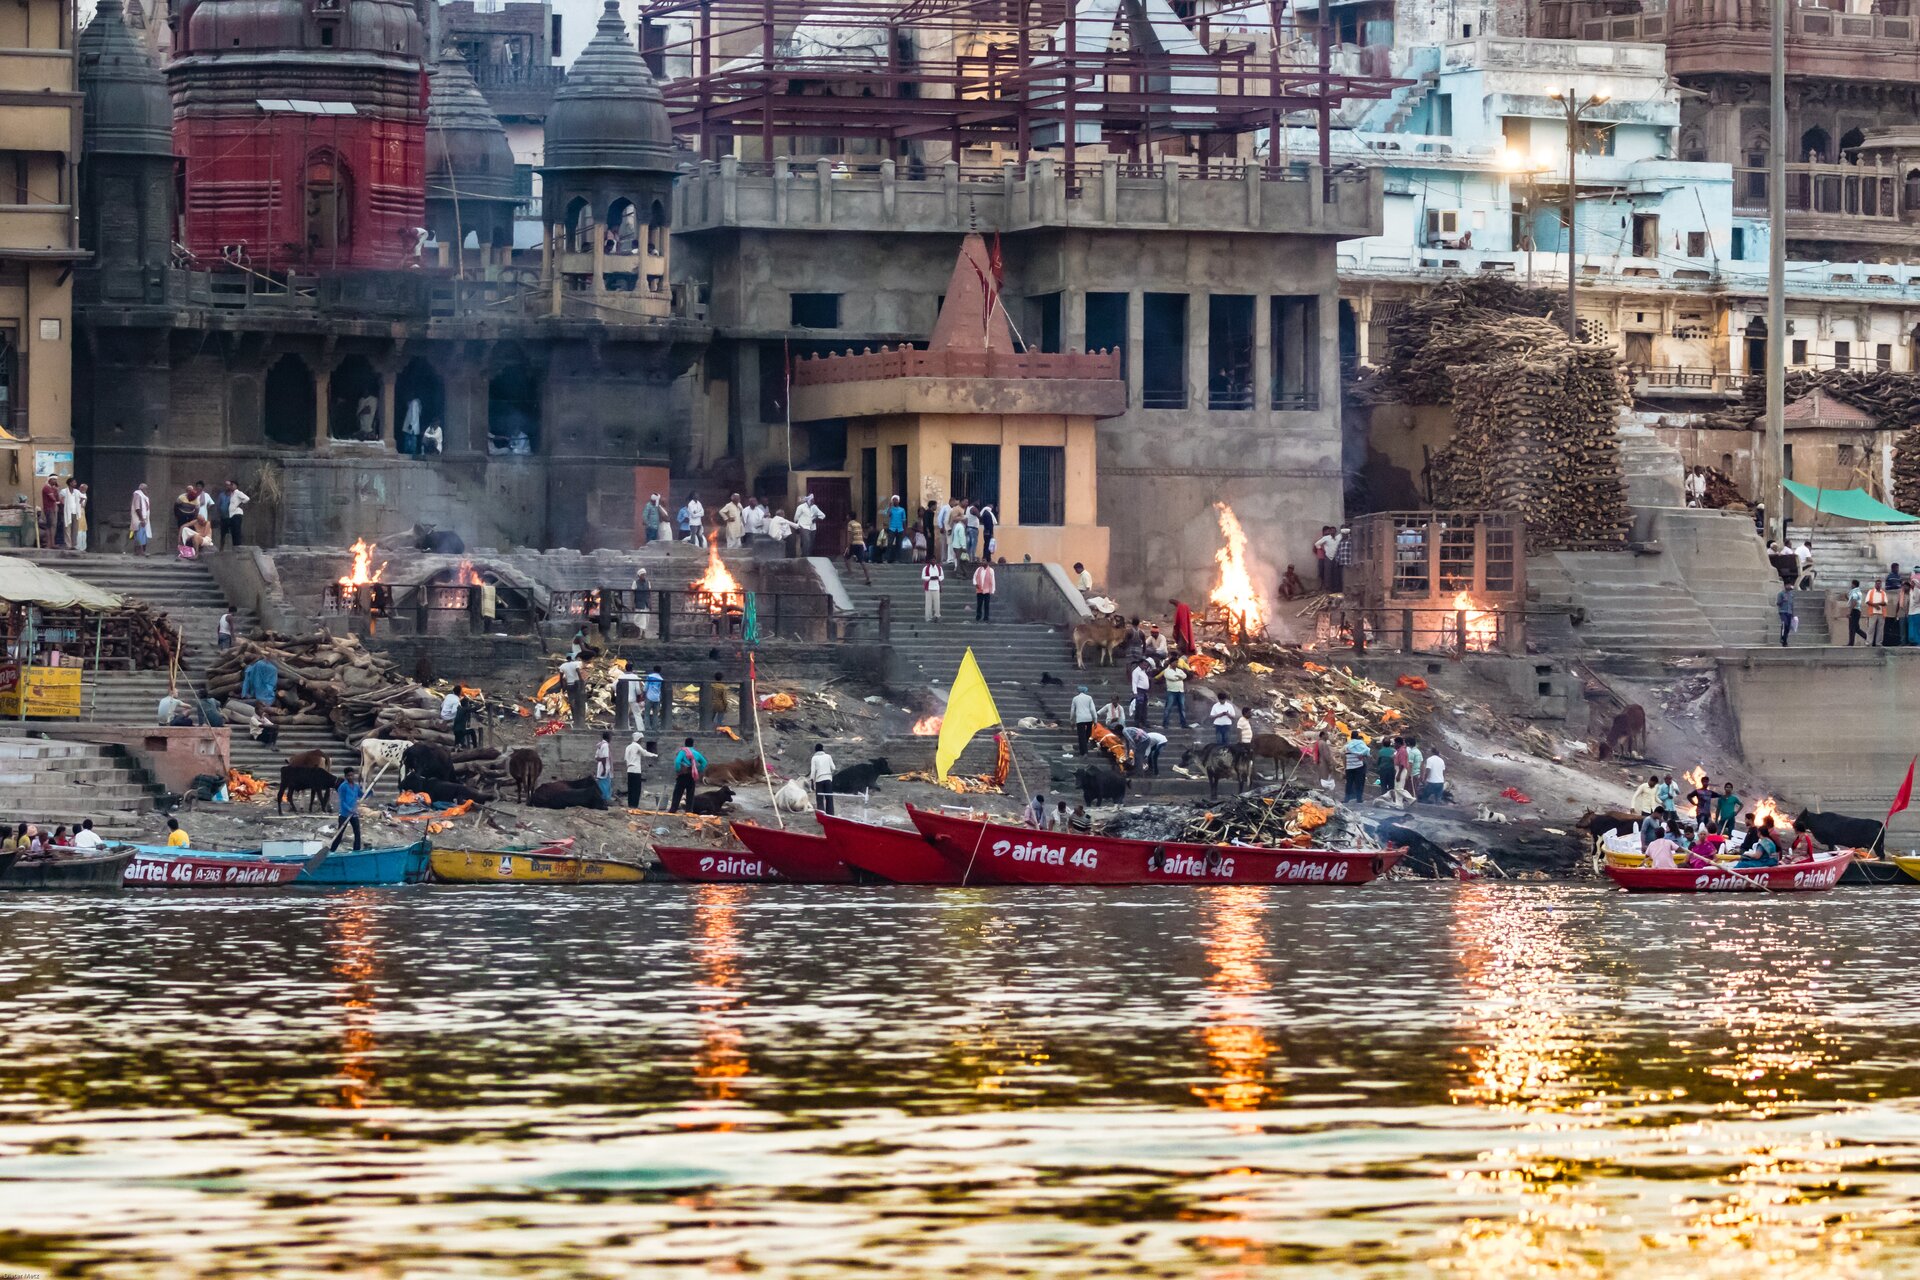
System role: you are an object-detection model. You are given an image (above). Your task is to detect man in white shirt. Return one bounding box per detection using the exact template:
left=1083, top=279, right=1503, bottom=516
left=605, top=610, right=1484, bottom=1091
left=612, top=664, right=642, bottom=732
left=684, top=495, right=706, bottom=546
left=1209, top=695, right=1238, bottom=746
left=130, top=483, right=152, bottom=556
left=223, top=480, right=251, bottom=547
left=440, top=689, right=461, bottom=725
left=809, top=743, right=836, bottom=815
left=921, top=560, right=944, bottom=620
left=1419, top=752, right=1446, bottom=803
left=559, top=656, right=585, bottom=726
left=972, top=561, right=996, bottom=622
left=1313, top=525, right=1338, bottom=591
left=624, top=733, right=655, bottom=808
left=1129, top=659, right=1152, bottom=725
left=743, top=500, right=768, bottom=542
left=767, top=508, right=795, bottom=554
left=1072, top=562, right=1093, bottom=593
left=592, top=731, right=613, bottom=803
left=62, top=479, right=84, bottom=552
left=795, top=494, right=823, bottom=557
left=217, top=609, right=236, bottom=651
left=1070, top=685, right=1096, bottom=755
left=70, top=819, right=104, bottom=850
left=193, top=481, right=214, bottom=525
left=719, top=493, right=745, bottom=549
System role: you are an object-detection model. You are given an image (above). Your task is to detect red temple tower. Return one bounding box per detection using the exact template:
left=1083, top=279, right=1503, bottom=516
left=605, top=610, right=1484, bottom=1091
left=170, top=0, right=426, bottom=270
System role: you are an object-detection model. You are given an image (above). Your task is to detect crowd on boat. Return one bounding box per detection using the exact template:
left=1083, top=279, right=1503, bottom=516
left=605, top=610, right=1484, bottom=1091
left=1, top=820, right=109, bottom=855
left=1621, top=773, right=1822, bottom=870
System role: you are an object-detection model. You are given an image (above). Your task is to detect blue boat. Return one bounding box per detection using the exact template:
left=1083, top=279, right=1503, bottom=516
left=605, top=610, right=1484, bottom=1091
left=127, top=839, right=432, bottom=886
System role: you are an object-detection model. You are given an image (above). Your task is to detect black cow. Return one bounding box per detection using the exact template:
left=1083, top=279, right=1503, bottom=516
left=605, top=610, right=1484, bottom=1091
left=413, top=523, right=466, bottom=554
left=1076, top=765, right=1129, bottom=807
left=410, top=777, right=497, bottom=806
left=277, top=764, right=340, bottom=815
left=529, top=778, right=608, bottom=811
left=832, top=757, right=893, bottom=794
left=401, top=741, right=456, bottom=785
left=682, top=786, right=737, bottom=815
left=1796, top=808, right=1886, bottom=855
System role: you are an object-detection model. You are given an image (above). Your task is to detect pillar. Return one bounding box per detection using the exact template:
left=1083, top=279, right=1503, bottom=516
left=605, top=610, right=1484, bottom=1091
left=380, top=368, right=397, bottom=448
left=314, top=365, right=332, bottom=453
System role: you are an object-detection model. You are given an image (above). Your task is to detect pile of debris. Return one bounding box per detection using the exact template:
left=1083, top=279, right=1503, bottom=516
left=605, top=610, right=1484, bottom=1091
left=206, top=632, right=441, bottom=743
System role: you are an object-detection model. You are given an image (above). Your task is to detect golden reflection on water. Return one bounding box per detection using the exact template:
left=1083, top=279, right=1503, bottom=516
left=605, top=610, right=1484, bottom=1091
left=1192, top=887, right=1274, bottom=1113
left=691, top=884, right=749, bottom=1107
left=326, top=893, right=381, bottom=1110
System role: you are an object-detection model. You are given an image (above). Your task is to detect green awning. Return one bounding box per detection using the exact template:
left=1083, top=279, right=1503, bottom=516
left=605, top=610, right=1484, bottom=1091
left=1782, top=479, right=1920, bottom=524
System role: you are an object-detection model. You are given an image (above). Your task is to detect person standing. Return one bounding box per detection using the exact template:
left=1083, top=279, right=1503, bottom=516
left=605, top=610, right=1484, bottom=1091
left=1848, top=579, right=1866, bottom=646
left=1130, top=658, right=1151, bottom=726
left=217, top=609, right=236, bottom=652
left=624, top=733, right=654, bottom=808
left=921, top=558, right=944, bottom=620
left=642, top=493, right=665, bottom=545
left=612, top=663, right=641, bottom=733
left=973, top=560, right=996, bottom=622
left=684, top=493, right=706, bottom=546
left=720, top=493, right=745, bottom=549
left=62, top=478, right=84, bottom=552
left=701, top=671, right=730, bottom=732
left=886, top=496, right=907, bottom=564
left=1170, top=599, right=1195, bottom=654
left=1161, top=663, right=1189, bottom=728
left=795, top=493, right=823, bottom=557
left=643, top=665, right=665, bottom=732
left=1313, top=525, right=1337, bottom=592
left=1070, top=685, right=1096, bottom=755
left=1867, top=577, right=1888, bottom=645
left=1776, top=583, right=1795, bottom=647
left=1630, top=774, right=1659, bottom=815
left=1886, top=564, right=1907, bottom=647
left=193, top=480, right=214, bottom=528
left=744, top=498, right=768, bottom=544
left=1209, top=693, right=1237, bottom=746
left=592, top=732, right=614, bottom=804
left=1343, top=733, right=1369, bottom=803
left=1375, top=735, right=1397, bottom=797
left=668, top=738, right=706, bottom=812
left=810, top=742, right=836, bottom=815
left=129, top=483, right=152, bottom=556
left=559, top=653, right=585, bottom=727
left=221, top=480, right=250, bottom=547
left=329, top=768, right=365, bottom=852
left=40, top=474, right=61, bottom=548
left=1420, top=750, right=1446, bottom=803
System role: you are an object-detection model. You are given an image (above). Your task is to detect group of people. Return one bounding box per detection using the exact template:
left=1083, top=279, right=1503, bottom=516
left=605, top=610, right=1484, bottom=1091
left=2, top=819, right=107, bottom=855
left=1310, top=525, right=1353, bottom=594
left=1627, top=772, right=1819, bottom=869
left=1022, top=792, right=1095, bottom=832
left=642, top=492, right=828, bottom=558
left=1842, top=563, right=1920, bottom=647
left=1341, top=732, right=1447, bottom=805
left=35, top=476, right=91, bottom=551
left=132, top=479, right=249, bottom=557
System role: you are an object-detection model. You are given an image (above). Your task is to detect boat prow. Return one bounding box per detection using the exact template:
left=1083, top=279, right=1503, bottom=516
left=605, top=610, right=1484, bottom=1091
left=729, top=822, right=856, bottom=882
left=816, top=811, right=966, bottom=884
left=653, top=843, right=785, bottom=882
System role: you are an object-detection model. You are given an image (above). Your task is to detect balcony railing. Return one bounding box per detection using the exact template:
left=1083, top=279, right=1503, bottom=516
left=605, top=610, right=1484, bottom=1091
left=1736, top=161, right=1908, bottom=221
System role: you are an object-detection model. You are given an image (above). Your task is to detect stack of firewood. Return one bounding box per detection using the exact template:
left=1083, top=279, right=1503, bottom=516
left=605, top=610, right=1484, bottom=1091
left=1701, top=466, right=1749, bottom=511
left=1894, top=428, right=1920, bottom=514
left=1369, top=278, right=1570, bottom=404
left=124, top=604, right=182, bottom=670
left=206, top=632, right=434, bottom=741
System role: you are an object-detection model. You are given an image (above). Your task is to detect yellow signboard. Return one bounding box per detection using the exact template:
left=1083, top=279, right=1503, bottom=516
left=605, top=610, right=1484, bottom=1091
left=0, top=665, right=82, bottom=718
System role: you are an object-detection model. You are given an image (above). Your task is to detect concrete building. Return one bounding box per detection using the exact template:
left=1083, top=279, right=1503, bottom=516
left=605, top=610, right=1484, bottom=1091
left=789, top=234, right=1125, bottom=576
left=673, top=156, right=1379, bottom=604
left=0, top=0, right=82, bottom=503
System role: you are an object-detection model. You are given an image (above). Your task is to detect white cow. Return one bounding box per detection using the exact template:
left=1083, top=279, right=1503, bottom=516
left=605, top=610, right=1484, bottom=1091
left=357, top=737, right=410, bottom=791
left=772, top=777, right=815, bottom=814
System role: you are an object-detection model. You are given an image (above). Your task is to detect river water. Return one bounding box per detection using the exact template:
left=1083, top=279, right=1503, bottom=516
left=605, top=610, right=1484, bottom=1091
left=4, top=883, right=1920, bottom=1277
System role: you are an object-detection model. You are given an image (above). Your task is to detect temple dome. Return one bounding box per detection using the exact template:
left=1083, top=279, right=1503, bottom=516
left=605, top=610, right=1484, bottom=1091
left=178, top=0, right=422, bottom=59
left=427, top=47, right=519, bottom=204
left=77, top=0, right=173, bottom=158
left=544, top=0, right=674, bottom=175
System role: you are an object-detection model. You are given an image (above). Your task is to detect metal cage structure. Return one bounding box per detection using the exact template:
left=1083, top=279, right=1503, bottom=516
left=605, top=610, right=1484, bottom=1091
left=1337, top=511, right=1529, bottom=655
left=639, top=0, right=1402, bottom=177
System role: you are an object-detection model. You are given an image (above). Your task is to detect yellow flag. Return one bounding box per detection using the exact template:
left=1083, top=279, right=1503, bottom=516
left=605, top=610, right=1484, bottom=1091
left=936, top=649, right=1001, bottom=780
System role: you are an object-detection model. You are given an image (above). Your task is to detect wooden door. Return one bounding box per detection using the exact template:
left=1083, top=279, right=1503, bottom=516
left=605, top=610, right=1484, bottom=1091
left=806, top=476, right=852, bottom=555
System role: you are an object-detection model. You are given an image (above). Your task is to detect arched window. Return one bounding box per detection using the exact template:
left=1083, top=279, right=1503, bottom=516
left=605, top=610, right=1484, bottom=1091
left=263, top=354, right=316, bottom=447
left=304, top=151, right=352, bottom=259
left=564, top=196, right=590, bottom=252
left=1800, top=125, right=1832, bottom=164
left=606, top=198, right=638, bottom=254
left=1840, top=127, right=1865, bottom=161
left=646, top=200, right=666, bottom=256
left=1905, top=169, right=1920, bottom=213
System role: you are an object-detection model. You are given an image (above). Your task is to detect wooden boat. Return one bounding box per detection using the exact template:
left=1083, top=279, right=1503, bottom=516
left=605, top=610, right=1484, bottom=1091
left=1604, top=850, right=1853, bottom=893
left=126, top=845, right=307, bottom=887
left=817, top=811, right=966, bottom=884
left=653, top=842, right=787, bottom=882
left=0, top=847, right=132, bottom=890
left=1889, top=854, right=1920, bottom=885
left=127, top=839, right=432, bottom=887
left=428, top=842, right=645, bottom=883
left=1847, top=852, right=1912, bottom=885
left=729, top=821, right=857, bottom=883
left=905, top=806, right=1402, bottom=887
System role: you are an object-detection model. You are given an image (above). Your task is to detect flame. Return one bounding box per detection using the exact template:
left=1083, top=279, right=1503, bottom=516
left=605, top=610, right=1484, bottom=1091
left=338, top=538, right=386, bottom=593
left=1751, top=796, right=1791, bottom=830
left=452, top=560, right=483, bottom=587
left=1452, top=590, right=1499, bottom=653
left=692, top=543, right=741, bottom=604
left=912, top=715, right=943, bottom=736
left=1684, top=765, right=1707, bottom=789
left=1208, top=503, right=1266, bottom=640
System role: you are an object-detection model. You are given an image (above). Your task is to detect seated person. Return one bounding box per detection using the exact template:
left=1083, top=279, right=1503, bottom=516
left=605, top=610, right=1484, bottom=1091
left=179, top=516, right=214, bottom=554
left=1278, top=565, right=1305, bottom=601
left=1687, top=830, right=1729, bottom=866
left=1734, top=832, right=1781, bottom=868
left=1782, top=822, right=1818, bottom=864
left=1644, top=828, right=1680, bottom=869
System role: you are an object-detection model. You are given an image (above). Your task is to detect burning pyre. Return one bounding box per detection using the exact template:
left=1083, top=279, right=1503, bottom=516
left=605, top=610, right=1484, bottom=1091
left=692, top=543, right=742, bottom=613
left=1208, top=503, right=1266, bottom=642
left=337, top=539, right=387, bottom=605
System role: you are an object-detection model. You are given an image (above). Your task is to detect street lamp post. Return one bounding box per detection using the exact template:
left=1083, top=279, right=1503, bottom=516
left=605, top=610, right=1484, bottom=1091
left=1548, top=85, right=1611, bottom=341
left=1500, top=148, right=1553, bottom=288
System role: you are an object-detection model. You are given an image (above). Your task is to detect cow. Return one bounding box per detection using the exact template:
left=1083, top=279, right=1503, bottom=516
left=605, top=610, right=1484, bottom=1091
left=401, top=741, right=456, bottom=786
left=277, top=764, right=340, bottom=815
left=1595, top=703, right=1648, bottom=761
left=832, top=757, right=893, bottom=794
left=772, top=777, right=814, bottom=814
left=358, top=737, right=409, bottom=789
left=285, top=749, right=331, bottom=773
left=529, top=778, right=608, bottom=811
left=1248, top=733, right=1303, bottom=781
left=1179, top=743, right=1253, bottom=799
left=1574, top=809, right=1641, bottom=841
left=1796, top=808, right=1886, bottom=855
left=507, top=748, right=544, bottom=803
left=703, top=757, right=767, bottom=786
left=412, top=523, right=466, bottom=554
left=1076, top=765, right=1129, bottom=807
left=682, top=786, right=737, bottom=815
left=1072, top=616, right=1130, bottom=669
left=409, top=777, right=497, bottom=806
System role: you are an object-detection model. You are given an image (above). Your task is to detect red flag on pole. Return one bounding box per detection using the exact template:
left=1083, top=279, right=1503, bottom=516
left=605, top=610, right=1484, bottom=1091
left=1889, top=755, right=1917, bottom=822
left=990, top=231, right=1005, bottom=286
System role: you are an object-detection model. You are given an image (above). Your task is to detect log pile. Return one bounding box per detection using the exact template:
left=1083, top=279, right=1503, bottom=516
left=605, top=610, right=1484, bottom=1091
left=206, top=632, right=433, bottom=743
left=1366, top=278, right=1570, bottom=405
left=1895, top=428, right=1920, bottom=514
left=1701, top=466, right=1750, bottom=511
left=1705, top=370, right=1920, bottom=517
left=123, top=605, right=183, bottom=670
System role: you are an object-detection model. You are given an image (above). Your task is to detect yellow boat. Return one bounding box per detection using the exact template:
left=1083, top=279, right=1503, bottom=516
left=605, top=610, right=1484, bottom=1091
left=429, top=842, right=647, bottom=884
left=1891, top=854, right=1920, bottom=884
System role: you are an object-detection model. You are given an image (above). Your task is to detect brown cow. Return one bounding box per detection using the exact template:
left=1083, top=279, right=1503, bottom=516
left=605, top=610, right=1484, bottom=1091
left=508, top=747, right=543, bottom=803
left=1072, top=615, right=1130, bottom=668
left=285, top=749, right=331, bottom=772
left=1595, top=703, right=1648, bottom=761
left=703, top=756, right=767, bottom=786
left=1248, top=733, right=1303, bottom=781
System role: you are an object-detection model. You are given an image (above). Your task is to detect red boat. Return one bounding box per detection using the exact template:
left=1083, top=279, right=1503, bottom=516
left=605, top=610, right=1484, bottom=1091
left=906, top=805, right=1402, bottom=887
left=125, top=847, right=306, bottom=887
left=816, top=812, right=965, bottom=884
left=1604, top=850, right=1853, bottom=893
left=729, top=821, right=857, bottom=883
left=652, top=843, right=786, bottom=883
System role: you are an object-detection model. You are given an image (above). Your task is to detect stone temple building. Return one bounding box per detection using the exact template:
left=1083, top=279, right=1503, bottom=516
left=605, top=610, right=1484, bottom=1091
left=73, top=0, right=704, bottom=549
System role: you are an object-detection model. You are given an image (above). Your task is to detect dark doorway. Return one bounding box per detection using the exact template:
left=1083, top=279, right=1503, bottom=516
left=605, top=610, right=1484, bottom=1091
left=395, top=358, right=444, bottom=455
left=1207, top=294, right=1254, bottom=410
left=950, top=444, right=1001, bottom=509
left=263, top=354, right=316, bottom=447
left=890, top=443, right=908, bottom=508
left=1800, top=125, right=1832, bottom=163
left=1086, top=291, right=1127, bottom=382
left=327, top=355, right=381, bottom=441
left=804, top=475, right=851, bottom=555
left=1031, top=292, right=1062, bottom=353
left=1745, top=318, right=1768, bottom=376
left=860, top=446, right=878, bottom=526
left=1142, top=292, right=1188, bottom=409
left=488, top=362, right=541, bottom=454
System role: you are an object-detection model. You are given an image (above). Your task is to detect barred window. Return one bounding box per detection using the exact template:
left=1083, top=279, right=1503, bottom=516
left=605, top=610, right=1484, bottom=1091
left=1018, top=446, right=1064, bottom=526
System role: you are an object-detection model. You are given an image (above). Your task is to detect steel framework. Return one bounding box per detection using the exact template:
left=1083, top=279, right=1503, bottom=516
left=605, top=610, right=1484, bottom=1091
left=639, top=0, right=1402, bottom=174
